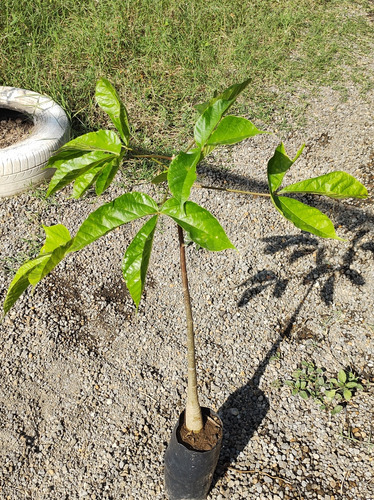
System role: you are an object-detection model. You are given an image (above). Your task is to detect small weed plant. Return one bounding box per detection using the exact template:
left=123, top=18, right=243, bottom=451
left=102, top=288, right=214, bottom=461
left=285, top=361, right=364, bottom=415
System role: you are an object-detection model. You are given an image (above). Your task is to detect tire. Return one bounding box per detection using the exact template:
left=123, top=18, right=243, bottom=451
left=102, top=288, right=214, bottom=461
left=0, top=86, right=70, bottom=198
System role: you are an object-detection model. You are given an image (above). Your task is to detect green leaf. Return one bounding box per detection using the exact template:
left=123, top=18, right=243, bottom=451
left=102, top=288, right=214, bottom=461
left=71, top=156, right=121, bottom=199
left=161, top=198, right=235, bottom=251
left=194, top=99, right=232, bottom=147
left=278, top=172, right=368, bottom=199
left=47, top=151, right=116, bottom=196
left=271, top=195, right=343, bottom=240
left=3, top=225, right=73, bottom=315
left=72, top=163, right=106, bottom=199
left=207, top=116, right=265, bottom=145
left=95, top=78, right=130, bottom=145
left=167, top=149, right=201, bottom=204
left=95, top=157, right=121, bottom=195
left=151, top=171, right=168, bottom=184
left=300, top=390, right=309, bottom=399
left=40, top=224, right=72, bottom=254
left=28, top=241, right=73, bottom=286
left=343, top=389, right=352, bottom=401
left=284, top=380, right=294, bottom=387
left=325, top=390, right=336, bottom=399
left=122, top=215, right=158, bottom=308
left=56, top=130, right=122, bottom=155
left=3, top=255, right=50, bottom=315
left=267, top=143, right=304, bottom=194
left=345, top=381, right=359, bottom=389
left=338, top=369, right=347, bottom=384
left=195, top=78, right=251, bottom=116
left=70, top=192, right=159, bottom=252
left=331, top=405, right=343, bottom=415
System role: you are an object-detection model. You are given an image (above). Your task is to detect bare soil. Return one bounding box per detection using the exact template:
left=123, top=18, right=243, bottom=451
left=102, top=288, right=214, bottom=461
left=0, top=108, right=33, bottom=148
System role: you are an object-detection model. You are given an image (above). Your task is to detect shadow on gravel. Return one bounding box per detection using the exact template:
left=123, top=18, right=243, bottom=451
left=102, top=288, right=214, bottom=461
left=199, top=154, right=374, bottom=307
left=209, top=186, right=373, bottom=489
left=238, top=228, right=371, bottom=308
left=212, top=292, right=309, bottom=489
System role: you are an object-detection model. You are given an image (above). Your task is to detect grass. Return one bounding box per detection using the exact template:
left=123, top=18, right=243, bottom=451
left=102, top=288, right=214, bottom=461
left=0, top=0, right=373, bottom=153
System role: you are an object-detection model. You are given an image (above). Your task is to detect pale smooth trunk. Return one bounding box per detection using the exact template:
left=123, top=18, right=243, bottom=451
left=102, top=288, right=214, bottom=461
left=178, top=225, right=203, bottom=433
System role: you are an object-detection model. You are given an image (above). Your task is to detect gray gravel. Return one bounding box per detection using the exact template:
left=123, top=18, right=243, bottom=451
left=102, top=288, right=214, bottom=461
left=0, top=84, right=373, bottom=500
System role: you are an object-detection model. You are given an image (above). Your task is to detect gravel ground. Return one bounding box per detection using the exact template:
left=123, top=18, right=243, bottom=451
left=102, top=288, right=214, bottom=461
left=0, top=83, right=373, bottom=500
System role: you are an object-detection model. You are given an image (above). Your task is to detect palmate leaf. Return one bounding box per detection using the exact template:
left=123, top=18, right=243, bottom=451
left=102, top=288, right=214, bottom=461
left=70, top=192, right=159, bottom=252
left=72, top=156, right=122, bottom=198
left=122, top=215, right=158, bottom=308
left=267, top=143, right=351, bottom=240
left=95, top=78, right=130, bottom=145
left=207, top=116, right=266, bottom=145
left=3, top=192, right=160, bottom=314
left=3, top=225, right=73, bottom=315
left=47, top=152, right=117, bottom=196
left=46, top=130, right=122, bottom=197
left=278, top=171, right=368, bottom=199
left=167, top=149, right=201, bottom=204
left=271, top=195, right=343, bottom=240
left=161, top=198, right=235, bottom=251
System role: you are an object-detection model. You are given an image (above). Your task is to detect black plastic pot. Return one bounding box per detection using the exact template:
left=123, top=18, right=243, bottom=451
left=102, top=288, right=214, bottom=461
left=164, top=407, right=223, bottom=500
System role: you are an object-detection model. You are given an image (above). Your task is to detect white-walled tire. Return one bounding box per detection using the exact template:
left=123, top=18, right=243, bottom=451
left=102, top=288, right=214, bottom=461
left=0, top=86, right=70, bottom=198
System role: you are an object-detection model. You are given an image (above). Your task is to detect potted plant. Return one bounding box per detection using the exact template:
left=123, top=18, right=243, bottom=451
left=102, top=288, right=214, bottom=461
left=2, top=79, right=367, bottom=499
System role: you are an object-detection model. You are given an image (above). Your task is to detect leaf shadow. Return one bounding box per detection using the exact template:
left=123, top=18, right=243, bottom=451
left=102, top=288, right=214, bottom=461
left=238, top=226, right=370, bottom=308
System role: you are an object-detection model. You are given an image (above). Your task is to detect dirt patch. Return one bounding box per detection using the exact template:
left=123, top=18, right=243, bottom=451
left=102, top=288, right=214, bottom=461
left=0, top=108, right=33, bottom=148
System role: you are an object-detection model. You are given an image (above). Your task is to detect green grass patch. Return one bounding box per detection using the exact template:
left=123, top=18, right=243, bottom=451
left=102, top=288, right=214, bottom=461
left=0, top=0, right=373, bottom=151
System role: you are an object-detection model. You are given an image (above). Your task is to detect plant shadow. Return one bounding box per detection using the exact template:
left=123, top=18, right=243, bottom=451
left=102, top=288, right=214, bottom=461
left=199, top=162, right=373, bottom=307
left=208, top=193, right=373, bottom=489
left=211, top=295, right=306, bottom=488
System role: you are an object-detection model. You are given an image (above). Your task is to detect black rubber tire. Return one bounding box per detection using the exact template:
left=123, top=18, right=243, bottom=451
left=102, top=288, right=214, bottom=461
left=0, top=86, right=70, bottom=198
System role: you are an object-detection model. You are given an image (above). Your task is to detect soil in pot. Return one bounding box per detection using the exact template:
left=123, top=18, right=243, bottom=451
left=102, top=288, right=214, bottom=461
left=178, top=410, right=222, bottom=451
left=0, top=108, right=33, bottom=149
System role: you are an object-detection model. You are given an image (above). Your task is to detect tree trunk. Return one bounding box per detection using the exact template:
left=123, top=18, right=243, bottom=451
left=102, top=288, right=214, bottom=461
left=177, top=225, right=203, bottom=433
